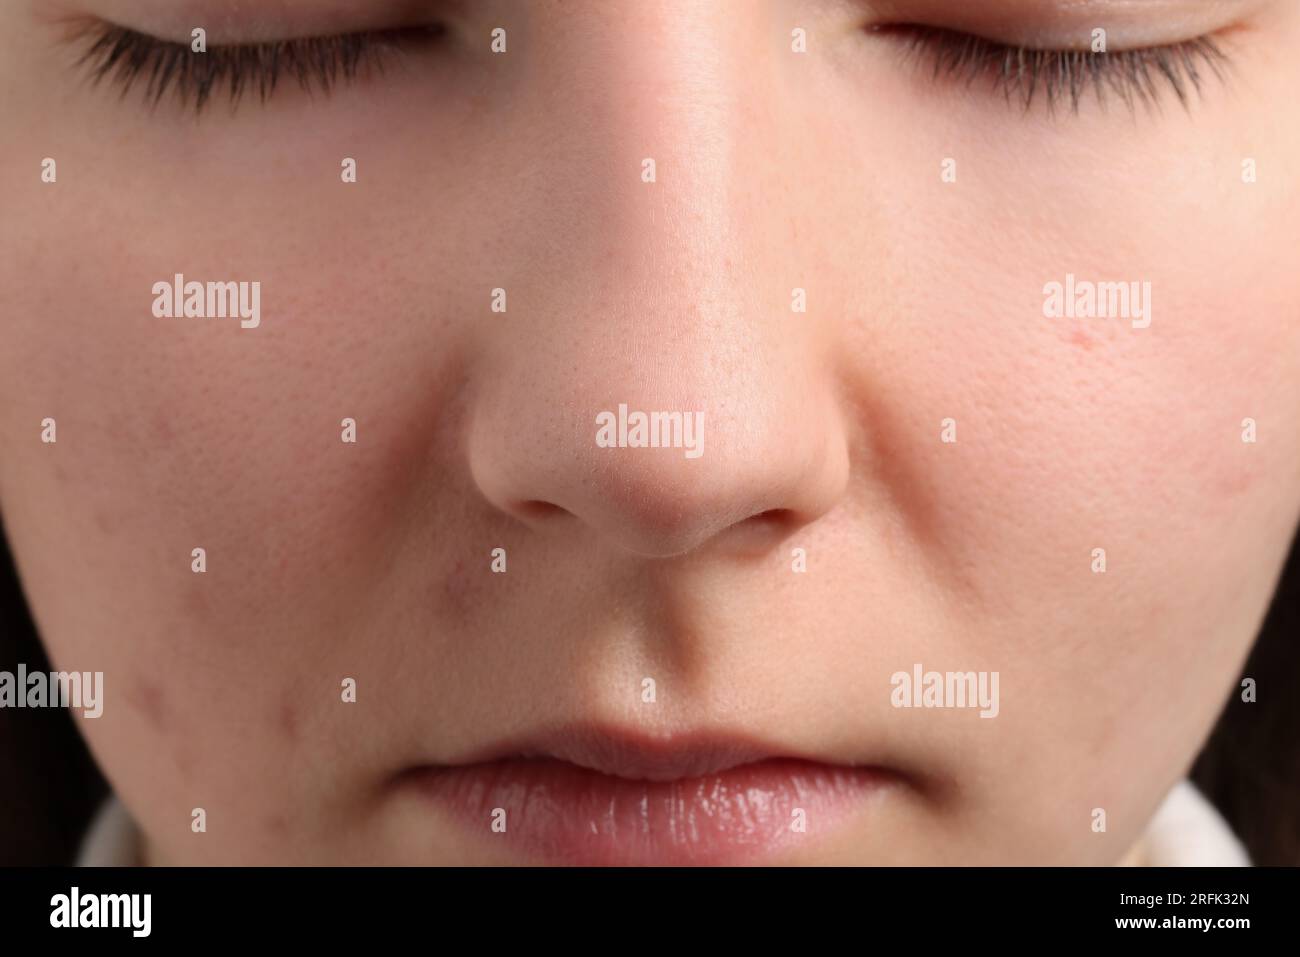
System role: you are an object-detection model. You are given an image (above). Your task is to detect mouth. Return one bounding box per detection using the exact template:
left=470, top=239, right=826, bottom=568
left=397, top=726, right=902, bottom=865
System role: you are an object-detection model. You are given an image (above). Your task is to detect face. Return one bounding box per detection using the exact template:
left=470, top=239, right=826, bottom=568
left=1, top=0, right=1297, bottom=866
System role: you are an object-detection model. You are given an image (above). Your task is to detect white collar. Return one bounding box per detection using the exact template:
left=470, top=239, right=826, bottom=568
left=76, top=796, right=140, bottom=867
left=1121, top=779, right=1250, bottom=866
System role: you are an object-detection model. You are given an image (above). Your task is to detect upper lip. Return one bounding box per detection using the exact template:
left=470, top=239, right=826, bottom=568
left=435, top=724, right=816, bottom=782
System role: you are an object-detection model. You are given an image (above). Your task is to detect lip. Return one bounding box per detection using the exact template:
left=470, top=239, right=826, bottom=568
left=398, top=726, right=900, bottom=865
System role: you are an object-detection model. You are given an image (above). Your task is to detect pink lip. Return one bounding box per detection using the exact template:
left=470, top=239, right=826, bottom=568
left=400, top=727, right=899, bottom=865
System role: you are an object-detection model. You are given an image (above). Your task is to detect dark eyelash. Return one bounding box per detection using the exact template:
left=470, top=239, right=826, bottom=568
left=881, top=25, right=1230, bottom=115
left=75, top=23, right=437, bottom=113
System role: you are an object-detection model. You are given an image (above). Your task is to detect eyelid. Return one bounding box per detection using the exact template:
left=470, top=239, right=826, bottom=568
left=60, top=0, right=445, bottom=46
left=861, top=0, right=1267, bottom=51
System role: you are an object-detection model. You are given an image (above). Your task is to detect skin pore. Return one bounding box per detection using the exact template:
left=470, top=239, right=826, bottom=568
left=0, top=0, right=1297, bottom=864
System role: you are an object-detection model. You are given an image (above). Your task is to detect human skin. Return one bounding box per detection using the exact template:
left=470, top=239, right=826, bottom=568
left=0, top=0, right=1297, bottom=865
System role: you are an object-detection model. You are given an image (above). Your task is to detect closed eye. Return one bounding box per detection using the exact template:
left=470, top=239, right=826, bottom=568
left=73, top=21, right=446, bottom=114
left=874, top=24, right=1231, bottom=115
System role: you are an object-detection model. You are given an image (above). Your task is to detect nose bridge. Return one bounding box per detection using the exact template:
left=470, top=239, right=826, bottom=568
left=491, top=2, right=794, bottom=430
left=624, top=5, right=750, bottom=260
left=550, top=1, right=766, bottom=296
left=552, top=2, right=783, bottom=395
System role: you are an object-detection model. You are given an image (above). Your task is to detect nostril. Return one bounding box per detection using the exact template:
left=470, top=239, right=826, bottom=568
left=718, top=508, right=804, bottom=553
left=750, top=508, right=797, bottom=530
left=516, top=500, right=571, bottom=521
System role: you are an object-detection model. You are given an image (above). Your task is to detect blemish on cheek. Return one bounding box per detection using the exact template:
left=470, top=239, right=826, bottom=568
left=184, top=580, right=211, bottom=621
left=126, top=677, right=169, bottom=734
left=1068, top=330, right=1095, bottom=353
left=152, top=410, right=174, bottom=444
left=438, top=557, right=479, bottom=625
left=127, top=675, right=196, bottom=780
left=278, top=699, right=299, bottom=743
left=171, top=744, right=196, bottom=782
left=94, top=508, right=118, bottom=536
left=1213, top=465, right=1259, bottom=501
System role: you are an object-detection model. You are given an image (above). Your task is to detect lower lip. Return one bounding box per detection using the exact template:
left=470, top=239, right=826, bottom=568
left=405, top=758, right=894, bottom=865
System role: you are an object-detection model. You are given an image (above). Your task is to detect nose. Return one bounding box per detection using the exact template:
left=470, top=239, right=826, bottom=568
left=464, top=3, right=849, bottom=558
left=469, top=359, right=850, bottom=557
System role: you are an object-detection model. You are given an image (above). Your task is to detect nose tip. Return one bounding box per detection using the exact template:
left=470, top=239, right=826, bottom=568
left=469, top=397, right=849, bottom=559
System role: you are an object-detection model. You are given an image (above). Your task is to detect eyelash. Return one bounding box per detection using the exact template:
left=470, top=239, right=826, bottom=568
left=74, top=20, right=1231, bottom=117
left=884, top=25, right=1230, bottom=114
left=75, top=23, right=441, bottom=113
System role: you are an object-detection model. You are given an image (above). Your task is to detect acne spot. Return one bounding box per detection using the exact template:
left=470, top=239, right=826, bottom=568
left=278, top=699, right=300, bottom=744
left=152, top=411, right=174, bottom=444
left=1069, top=330, right=1095, bottom=352
left=1214, top=467, right=1257, bottom=501
left=127, top=676, right=169, bottom=734
left=94, top=509, right=117, bottom=536
left=438, top=557, right=478, bottom=625
left=184, top=580, right=211, bottom=621
left=172, top=744, right=196, bottom=782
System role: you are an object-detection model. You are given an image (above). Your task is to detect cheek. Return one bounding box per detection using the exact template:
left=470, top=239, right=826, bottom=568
left=799, top=73, right=1300, bottom=854
left=817, top=73, right=1300, bottom=613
